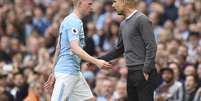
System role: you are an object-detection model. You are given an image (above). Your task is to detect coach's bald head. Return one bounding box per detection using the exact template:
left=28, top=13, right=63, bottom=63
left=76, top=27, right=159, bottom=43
left=112, top=0, right=141, bottom=16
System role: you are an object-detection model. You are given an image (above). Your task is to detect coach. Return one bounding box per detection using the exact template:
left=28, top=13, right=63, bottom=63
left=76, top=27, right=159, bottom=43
left=99, top=0, right=159, bottom=101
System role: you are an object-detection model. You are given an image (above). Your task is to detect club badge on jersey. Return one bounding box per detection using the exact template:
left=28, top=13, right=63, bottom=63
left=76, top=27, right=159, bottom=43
left=72, top=28, right=79, bottom=35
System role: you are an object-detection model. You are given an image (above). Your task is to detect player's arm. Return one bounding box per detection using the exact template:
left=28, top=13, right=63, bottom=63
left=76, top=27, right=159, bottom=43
left=44, top=34, right=60, bottom=89
left=98, top=27, right=124, bottom=61
left=67, top=23, right=111, bottom=69
left=70, top=40, right=111, bottom=69
left=51, top=34, right=61, bottom=72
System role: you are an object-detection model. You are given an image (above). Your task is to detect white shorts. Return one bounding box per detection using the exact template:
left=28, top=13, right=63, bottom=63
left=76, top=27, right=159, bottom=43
left=51, top=72, right=93, bottom=101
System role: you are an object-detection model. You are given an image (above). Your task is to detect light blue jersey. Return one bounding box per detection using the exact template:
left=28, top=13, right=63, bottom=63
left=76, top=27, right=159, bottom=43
left=54, top=13, right=85, bottom=75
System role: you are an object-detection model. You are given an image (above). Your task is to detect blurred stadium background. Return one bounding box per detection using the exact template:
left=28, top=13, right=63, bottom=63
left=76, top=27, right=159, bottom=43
left=0, top=0, right=201, bottom=101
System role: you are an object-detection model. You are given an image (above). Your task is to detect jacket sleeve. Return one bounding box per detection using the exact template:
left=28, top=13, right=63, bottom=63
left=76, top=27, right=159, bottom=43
left=139, top=16, right=157, bottom=74
left=98, top=26, right=124, bottom=61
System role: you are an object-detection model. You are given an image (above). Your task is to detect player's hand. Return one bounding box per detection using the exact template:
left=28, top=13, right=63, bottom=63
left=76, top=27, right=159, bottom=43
left=156, top=96, right=165, bottom=101
left=143, top=72, right=149, bottom=81
left=44, top=72, right=55, bottom=89
left=95, top=59, right=112, bottom=69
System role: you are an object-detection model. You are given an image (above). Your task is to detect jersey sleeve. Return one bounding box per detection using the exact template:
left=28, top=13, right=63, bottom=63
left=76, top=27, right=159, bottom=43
left=64, top=20, right=82, bottom=42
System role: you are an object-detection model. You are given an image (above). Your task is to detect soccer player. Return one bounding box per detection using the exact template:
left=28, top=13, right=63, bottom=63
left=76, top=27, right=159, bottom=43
left=44, top=0, right=112, bottom=101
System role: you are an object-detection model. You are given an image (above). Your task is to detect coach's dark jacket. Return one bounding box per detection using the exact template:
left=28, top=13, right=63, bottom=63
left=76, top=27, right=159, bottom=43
left=99, top=11, right=157, bottom=74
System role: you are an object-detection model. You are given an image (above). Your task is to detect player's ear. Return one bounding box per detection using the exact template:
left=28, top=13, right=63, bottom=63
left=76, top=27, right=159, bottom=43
left=122, top=0, right=127, bottom=5
left=72, top=0, right=80, bottom=7
left=77, top=0, right=82, bottom=6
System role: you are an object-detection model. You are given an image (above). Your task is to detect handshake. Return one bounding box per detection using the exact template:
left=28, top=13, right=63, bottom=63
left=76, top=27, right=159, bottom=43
left=89, top=58, right=112, bottom=70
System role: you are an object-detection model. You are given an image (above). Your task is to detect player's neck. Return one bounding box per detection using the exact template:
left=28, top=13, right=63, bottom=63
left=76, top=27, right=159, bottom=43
left=73, top=9, right=84, bottom=20
left=124, top=7, right=136, bottom=18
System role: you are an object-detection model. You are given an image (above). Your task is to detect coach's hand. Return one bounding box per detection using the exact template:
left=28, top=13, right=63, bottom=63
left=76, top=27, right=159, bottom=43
left=95, top=59, right=112, bottom=69
left=44, top=72, right=55, bottom=89
left=143, top=72, right=149, bottom=81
